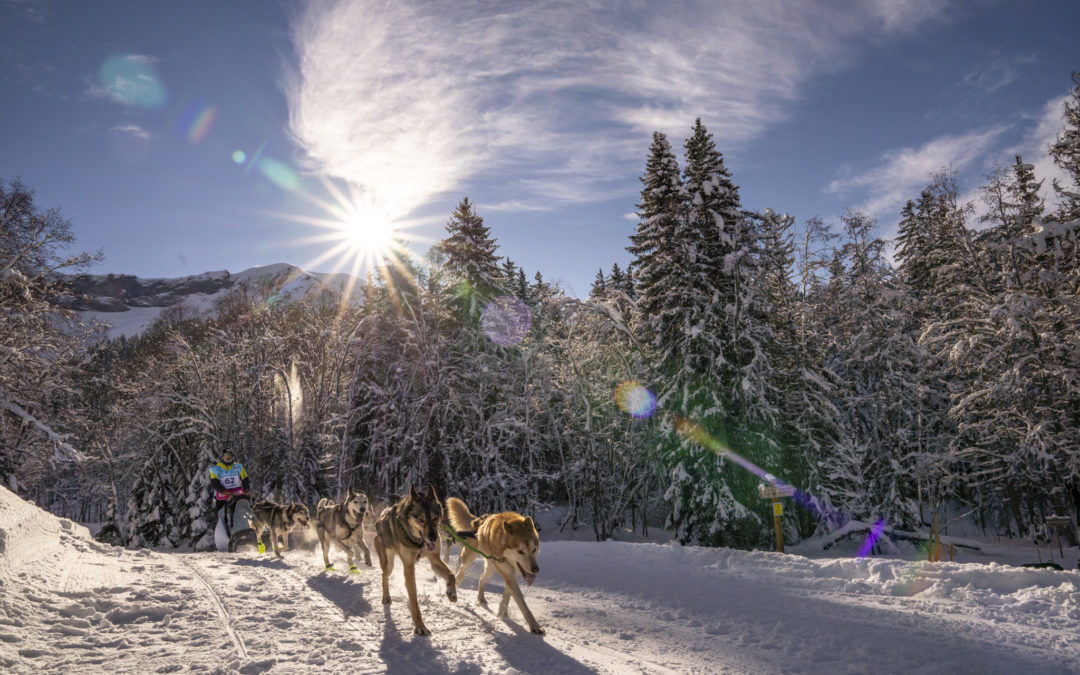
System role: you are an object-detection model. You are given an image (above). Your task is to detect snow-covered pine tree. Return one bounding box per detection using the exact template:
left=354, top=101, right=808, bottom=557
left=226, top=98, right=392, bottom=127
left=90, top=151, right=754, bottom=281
left=817, top=209, right=922, bottom=530
left=628, top=123, right=777, bottom=547
left=961, top=154, right=1080, bottom=534
left=608, top=262, right=634, bottom=299
left=433, top=197, right=504, bottom=317
left=754, top=208, right=839, bottom=540
left=627, top=131, right=689, bottom=385
left=589, top=268, right=607, bottom=299
left=1048, top=72, right=1080, bottom=223
left=894, top=170, right=978, bottom=520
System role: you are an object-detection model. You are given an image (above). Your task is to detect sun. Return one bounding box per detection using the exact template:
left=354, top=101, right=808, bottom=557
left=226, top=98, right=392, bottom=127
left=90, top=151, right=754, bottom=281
left=259, top=176, right=437, bottom=311
left=340, top=214, right=397, bottom=260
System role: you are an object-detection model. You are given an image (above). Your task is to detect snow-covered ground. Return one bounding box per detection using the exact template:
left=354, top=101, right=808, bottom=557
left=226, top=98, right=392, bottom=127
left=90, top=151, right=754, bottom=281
left=2, top=485, right=1078, bottom=674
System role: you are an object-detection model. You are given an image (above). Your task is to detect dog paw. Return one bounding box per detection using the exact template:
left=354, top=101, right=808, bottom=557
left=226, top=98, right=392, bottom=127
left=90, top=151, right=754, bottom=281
left=446, top=585, right=457, bottom=603
left=414, top=624, right=431, bottom=636
left=530, top=625, right=546, bottom=635
left=349, top=565, right=360, bottom=574
left=382, top=596, right=391, bottom=605
left=324, top=565, right=335, bottom=571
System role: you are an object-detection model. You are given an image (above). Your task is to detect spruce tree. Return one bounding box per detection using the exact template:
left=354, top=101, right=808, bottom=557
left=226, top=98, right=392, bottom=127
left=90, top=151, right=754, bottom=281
left=434, top=197, right=503, bottom=315
left=1048, top=72, right=1080, bottom=222
left=627, top=131, right=688, bottom=379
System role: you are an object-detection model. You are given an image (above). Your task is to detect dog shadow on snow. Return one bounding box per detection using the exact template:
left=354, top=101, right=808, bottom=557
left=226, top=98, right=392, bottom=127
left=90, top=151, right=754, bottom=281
left=306, top=573, right=373, bottom=619
left=230, top=556, right=371, bottom=618
left=375, top=585, right=594, bottom=675
left=461, top=601, right=596, bottom=675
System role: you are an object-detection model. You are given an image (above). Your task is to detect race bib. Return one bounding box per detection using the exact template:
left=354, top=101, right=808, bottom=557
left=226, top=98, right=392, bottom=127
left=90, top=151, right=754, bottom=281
left=222, top=474, right=242, bottom=489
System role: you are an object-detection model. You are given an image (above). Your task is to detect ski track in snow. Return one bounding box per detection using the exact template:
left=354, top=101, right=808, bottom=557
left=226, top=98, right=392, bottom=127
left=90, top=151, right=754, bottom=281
left=2, top=486, right=1080, bottom=674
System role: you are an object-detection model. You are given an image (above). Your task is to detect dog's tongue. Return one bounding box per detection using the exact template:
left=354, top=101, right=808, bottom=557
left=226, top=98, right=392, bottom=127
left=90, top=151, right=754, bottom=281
left=425, top=540, right=436, bottom=552
left=519, top=564, right=537, bottom=586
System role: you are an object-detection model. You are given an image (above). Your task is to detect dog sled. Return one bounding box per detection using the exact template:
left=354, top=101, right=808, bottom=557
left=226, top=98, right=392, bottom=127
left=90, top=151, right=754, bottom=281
left=214, top=495, right=260, bottom=553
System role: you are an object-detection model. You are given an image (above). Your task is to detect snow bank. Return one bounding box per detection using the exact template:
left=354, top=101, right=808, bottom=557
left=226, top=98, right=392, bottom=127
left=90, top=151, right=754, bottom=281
left=0, top=485, right=91, bottom=583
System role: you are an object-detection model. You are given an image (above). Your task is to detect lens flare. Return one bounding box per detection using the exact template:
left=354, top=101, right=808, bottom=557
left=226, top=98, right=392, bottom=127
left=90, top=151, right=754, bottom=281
left=256, top=156, right=300, bottom=192
left=857, top=519, right=888, bottom=557
left=481, top=296, right=532, bottom=346
left=232, top=150, right=247, bottom=164
left=186, top=105, right=217, bottom=144
left=614, top=380, right=657, bottom=419
left=99, top=54, right=166, bottom=108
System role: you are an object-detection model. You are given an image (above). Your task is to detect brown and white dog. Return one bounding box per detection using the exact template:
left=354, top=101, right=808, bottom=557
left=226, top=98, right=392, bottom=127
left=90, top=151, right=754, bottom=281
left=373, top=486, right=457, bottom=635
left=446, top=496, right=544, bottom=634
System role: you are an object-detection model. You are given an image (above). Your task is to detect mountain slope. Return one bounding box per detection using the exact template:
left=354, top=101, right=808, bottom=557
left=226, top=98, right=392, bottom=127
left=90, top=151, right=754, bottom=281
left=59, top=263, right=363, bottom=339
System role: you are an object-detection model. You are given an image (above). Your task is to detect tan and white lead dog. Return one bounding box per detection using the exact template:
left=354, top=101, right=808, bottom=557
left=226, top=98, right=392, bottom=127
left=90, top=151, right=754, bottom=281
left=445, top=497, right=544, bottom=634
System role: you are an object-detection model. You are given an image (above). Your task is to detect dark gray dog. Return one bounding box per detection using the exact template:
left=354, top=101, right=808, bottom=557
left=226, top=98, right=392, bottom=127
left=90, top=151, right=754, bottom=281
left=373, top=485, right=457, bottom=635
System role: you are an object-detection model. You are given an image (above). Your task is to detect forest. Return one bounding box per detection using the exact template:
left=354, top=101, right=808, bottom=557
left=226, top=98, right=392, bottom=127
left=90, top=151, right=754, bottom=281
left=2, top=74, right=1078, bottom=553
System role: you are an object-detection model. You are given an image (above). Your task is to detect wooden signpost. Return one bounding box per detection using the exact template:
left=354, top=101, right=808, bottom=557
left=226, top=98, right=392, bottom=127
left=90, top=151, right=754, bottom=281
left=1046, top=516, right=1071, bottom=558
left=758, top=481, right=795, bottom=553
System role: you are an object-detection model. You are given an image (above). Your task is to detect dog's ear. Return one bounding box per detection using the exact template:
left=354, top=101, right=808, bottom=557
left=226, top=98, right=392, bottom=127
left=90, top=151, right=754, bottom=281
left=424, top=485, right=438, bottom=501
left=410, top=485, right=422, bottom=501
left=524, top=516, right=536, bottom=532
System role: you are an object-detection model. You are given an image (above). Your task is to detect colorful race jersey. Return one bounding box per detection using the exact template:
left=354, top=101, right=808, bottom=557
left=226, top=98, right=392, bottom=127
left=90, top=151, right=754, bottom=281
left=209, top=461, right=248, bottom=501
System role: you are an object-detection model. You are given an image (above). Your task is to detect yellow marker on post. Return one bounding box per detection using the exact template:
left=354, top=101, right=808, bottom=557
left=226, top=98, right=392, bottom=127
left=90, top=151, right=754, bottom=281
left=759, top=475, right=794, bottom=554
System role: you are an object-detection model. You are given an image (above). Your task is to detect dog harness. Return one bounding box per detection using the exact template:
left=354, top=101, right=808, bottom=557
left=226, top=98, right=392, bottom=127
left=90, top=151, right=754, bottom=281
left=210, top=461, right=247, bottom=501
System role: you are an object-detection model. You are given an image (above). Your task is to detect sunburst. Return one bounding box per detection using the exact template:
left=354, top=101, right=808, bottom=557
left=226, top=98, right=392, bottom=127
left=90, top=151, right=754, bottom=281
left=266, top=176, right=435, bottom=308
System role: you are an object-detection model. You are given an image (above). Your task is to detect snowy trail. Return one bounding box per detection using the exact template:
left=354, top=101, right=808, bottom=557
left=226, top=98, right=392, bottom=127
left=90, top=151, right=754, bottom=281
left=2, top=486, right=1079, bottom=674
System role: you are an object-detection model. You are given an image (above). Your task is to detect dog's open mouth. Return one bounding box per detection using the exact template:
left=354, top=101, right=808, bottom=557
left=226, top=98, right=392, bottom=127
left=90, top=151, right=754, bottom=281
left=518, top=562, right=537, bottom=586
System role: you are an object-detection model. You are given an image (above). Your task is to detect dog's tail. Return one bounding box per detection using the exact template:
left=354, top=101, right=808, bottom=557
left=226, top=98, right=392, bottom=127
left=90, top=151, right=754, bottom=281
left=446, top=497, right=482, bottom=534
left=316, top=497, right=333, bottom=518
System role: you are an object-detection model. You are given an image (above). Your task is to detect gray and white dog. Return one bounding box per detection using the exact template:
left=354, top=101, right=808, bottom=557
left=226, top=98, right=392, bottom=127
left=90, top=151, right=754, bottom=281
left=314, top=489, right=372, bottom=572
left=251, top=500, right=311, bottom=557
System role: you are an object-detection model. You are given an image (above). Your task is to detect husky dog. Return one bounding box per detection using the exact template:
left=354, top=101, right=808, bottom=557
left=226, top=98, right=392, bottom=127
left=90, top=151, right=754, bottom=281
left=314, top=489, right=372, bottom=572
left=373, top=486, right=457, bottom=635
left=446, top=496, right=544, bottom=634
left=251, top=500, right=310, bottom=557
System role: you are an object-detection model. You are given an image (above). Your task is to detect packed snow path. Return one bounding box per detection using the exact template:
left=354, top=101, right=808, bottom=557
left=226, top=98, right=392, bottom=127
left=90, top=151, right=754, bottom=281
left=2, top=488, right=1079, bottom=674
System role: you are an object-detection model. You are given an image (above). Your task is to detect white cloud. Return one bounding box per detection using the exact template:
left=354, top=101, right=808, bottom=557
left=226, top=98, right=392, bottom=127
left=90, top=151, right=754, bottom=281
left=285, top=0, right=950, bottom=224
left=962, top=53, right=1038, bottom=94
left=109, top=123, right=152, bottom=140
left=826, top=127, right=1006, bottom=234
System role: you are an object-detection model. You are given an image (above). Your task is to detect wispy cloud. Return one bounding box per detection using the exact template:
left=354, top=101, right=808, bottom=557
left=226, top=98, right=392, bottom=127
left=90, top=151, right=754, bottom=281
left=826, top=127, right=1006, bottom=232
left=285, top=0, right=950, bottom=224
left=109, top=123, right=153, bottom=141
left=962, top=53, right=1038, bottom=94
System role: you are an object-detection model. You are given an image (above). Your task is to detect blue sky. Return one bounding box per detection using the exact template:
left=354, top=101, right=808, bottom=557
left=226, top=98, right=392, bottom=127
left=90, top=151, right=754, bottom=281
left=2, top=0, right=1078, bottom=298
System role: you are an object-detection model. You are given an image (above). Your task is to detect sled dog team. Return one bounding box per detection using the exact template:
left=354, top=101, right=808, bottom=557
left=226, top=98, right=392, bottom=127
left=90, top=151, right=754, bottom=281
left=251, top=486, right=544, bottom=635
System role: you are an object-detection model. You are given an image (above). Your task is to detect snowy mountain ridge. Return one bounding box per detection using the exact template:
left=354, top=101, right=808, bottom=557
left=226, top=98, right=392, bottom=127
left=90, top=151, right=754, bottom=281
left=58, top=263, right=363, bottom=340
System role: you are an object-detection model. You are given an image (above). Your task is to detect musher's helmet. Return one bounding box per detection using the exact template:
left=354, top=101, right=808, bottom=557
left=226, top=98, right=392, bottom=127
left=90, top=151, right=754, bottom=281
left=221, top=450, right=235, bottom=464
